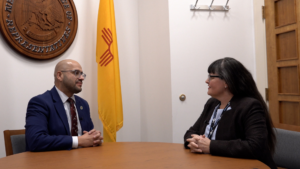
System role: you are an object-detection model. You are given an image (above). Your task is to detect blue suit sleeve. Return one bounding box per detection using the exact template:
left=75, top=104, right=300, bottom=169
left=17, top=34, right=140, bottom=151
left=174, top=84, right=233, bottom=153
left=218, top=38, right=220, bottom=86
left=25, top=96, right=72, bottom=151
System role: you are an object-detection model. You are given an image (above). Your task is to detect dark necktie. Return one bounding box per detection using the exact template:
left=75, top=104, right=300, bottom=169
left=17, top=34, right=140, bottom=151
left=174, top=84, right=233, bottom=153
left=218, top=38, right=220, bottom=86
left=67, top=98, right=78, bottom=136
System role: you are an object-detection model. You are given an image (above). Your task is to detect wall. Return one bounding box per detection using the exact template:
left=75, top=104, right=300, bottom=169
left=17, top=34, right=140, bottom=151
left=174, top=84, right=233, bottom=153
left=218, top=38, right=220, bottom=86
left=138, top=0, right=173, bottom=142
left=115, top=0, right=141, bottom=142
left=168, top=0, right=257, bottom=143
left=253, top=0, right=268, bottom=101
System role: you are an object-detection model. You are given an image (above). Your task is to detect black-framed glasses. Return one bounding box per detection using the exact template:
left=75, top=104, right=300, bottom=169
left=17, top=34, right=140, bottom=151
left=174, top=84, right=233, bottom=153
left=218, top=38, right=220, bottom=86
left=208, top=75, right=220, bottom=81
left=61, top=70, right=86, bottom=79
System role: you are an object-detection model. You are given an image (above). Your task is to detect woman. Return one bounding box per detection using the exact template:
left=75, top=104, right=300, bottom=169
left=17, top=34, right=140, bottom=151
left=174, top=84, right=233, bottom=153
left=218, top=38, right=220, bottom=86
left=184, top=57, right=277, bottom=169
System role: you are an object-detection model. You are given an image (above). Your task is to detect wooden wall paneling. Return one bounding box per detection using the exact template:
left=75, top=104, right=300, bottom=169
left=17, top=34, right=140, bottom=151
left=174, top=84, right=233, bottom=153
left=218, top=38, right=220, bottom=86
left=265, top=0, right=300, bottom=131
left=279, top=101, right=300, bottom=126
left=277, top=65, right=299, bottom=94
left=276, top=30, right=298, bottom=61
left=275, top=0, right=296, bottom=27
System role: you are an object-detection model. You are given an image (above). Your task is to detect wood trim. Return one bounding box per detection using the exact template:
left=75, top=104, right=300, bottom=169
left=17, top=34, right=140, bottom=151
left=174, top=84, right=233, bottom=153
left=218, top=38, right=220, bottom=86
left=278, top=99, right=300, bottom=102
left=274, top=25, right=297, bottom=35
left=277, top=57, right=298, bottom=62
left=276, top=64, right=298, bottom=68
left=276, top=60, right=299, bottom=67
left=275, top=23, right=296, bottom=29
left=274, top=123, right=300, bottom=131
left=278, top=95, right=300, bottom=100
left=278, top=93, right=300, bottom=95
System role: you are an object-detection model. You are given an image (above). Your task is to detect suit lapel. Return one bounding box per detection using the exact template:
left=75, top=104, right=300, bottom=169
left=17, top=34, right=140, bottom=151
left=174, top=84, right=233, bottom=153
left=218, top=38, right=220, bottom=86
left=51, top=86, right=71, bottom=135
left=75, top=96, right=85, bottom=130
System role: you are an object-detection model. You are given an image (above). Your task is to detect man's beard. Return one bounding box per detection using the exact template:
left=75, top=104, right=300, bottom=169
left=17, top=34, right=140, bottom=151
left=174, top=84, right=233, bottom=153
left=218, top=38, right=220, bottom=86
left=63, top=77, right=82, bottom=94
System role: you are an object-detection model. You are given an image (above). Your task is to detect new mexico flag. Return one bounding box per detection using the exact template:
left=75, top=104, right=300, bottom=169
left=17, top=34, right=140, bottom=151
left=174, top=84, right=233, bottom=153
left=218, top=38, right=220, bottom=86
left=96, top=0, right=123, bottom=142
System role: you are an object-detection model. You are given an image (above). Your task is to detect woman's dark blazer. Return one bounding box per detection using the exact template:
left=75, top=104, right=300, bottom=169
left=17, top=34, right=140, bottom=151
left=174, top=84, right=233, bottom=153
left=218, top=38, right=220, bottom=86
left=184, top=96, right=277, bottom=169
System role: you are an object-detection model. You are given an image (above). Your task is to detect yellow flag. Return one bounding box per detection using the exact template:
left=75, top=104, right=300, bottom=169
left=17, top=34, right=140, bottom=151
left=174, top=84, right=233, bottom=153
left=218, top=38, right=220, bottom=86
left=96, top=0, right=123, bottom=142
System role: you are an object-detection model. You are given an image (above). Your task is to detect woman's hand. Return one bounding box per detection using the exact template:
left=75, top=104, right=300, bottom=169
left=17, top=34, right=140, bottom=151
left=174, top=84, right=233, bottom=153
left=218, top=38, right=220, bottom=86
left=186, top=134, right=211, bottom=154
left=195, top=135, right=211, bottom=153
left=186, top=134, right=204, bottom=153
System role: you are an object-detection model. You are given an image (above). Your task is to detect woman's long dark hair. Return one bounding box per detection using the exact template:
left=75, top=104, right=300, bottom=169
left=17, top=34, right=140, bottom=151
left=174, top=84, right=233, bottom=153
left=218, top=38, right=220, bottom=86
left=208, top=57, right=276, bottom=154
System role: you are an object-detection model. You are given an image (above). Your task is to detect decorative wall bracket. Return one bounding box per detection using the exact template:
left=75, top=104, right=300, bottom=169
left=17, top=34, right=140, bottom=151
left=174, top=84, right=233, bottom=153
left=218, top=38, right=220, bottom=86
left=190, top=0, right=230, bottom=11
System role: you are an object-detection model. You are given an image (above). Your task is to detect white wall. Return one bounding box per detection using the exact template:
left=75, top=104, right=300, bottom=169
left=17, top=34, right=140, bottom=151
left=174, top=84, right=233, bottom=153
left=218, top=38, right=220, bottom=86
left=138, top=0, right=173, bottom=142
left=253, top=0, right=268, bottom=100
left=115, top=0, right=141, bottom=142
left=169, top=0, right=257, bottom=143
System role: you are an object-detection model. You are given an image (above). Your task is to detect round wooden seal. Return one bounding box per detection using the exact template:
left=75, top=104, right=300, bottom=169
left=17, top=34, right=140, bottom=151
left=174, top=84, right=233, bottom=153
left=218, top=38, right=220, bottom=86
left=0, top=0, right=78, bottom=59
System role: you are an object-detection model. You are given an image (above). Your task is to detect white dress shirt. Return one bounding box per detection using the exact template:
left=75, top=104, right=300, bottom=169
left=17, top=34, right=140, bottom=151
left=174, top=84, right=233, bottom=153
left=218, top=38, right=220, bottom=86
left=55, top=86, right=82, bottom=148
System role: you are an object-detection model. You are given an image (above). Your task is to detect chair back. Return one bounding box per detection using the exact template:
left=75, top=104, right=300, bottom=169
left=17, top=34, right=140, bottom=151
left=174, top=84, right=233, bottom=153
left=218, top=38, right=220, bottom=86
left=3, top=129, right=26, bottom=156
left=273, top=128, right=300, bottom=169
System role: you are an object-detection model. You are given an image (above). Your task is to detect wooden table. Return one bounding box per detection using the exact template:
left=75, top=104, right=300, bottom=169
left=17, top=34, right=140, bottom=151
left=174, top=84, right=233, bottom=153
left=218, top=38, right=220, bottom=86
left=0, top=142, right=269, bottom=169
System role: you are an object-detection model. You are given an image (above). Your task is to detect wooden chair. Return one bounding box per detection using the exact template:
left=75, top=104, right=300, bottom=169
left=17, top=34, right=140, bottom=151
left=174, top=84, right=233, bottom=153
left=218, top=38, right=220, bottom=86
left=3, top=129, right=26, bottom=156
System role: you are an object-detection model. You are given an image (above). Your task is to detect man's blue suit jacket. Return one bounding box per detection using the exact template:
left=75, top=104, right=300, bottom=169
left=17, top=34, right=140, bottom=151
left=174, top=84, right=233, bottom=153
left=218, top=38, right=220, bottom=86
left=25, top=86, right=94, bottom=151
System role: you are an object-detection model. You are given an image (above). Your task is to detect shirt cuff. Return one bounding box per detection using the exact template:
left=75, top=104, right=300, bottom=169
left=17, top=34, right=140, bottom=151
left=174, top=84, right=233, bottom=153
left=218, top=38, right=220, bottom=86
left=72, top=136, right=79, bottom=148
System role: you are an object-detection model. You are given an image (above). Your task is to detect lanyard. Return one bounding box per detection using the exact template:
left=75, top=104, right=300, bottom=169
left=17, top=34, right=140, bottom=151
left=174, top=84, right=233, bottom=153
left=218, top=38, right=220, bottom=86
left=207, top=102, right=231, bottom=139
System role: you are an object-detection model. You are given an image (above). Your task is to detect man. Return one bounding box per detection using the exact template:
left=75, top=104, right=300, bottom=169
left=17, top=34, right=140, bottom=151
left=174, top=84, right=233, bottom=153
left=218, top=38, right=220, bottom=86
left=25, top=59, right=103, bottom=151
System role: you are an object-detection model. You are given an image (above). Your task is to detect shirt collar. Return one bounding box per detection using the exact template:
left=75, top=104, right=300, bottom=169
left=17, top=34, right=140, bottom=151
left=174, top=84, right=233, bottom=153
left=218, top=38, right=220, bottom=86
left=214, top=104, right=231, bottom=111
left=55, top=86, right=76, bottom=103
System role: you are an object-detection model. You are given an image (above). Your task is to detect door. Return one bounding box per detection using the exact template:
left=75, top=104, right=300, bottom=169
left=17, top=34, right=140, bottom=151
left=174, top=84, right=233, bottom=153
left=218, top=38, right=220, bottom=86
left=265, top=0, right=300, bottom=131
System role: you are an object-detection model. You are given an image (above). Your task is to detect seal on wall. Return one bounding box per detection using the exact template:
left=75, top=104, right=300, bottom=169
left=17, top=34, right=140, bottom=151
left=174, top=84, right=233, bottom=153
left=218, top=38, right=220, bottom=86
left=0, top=0, right=78, bottom=59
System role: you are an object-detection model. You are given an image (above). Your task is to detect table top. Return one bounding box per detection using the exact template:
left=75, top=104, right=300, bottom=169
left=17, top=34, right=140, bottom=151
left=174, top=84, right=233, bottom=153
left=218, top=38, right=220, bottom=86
left=0, top=142, right=269, bottom=169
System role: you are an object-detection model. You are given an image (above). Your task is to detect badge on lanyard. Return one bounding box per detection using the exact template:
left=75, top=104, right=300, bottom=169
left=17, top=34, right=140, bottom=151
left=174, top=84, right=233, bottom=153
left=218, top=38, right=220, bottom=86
left=207, top=102, right=230, bottom=139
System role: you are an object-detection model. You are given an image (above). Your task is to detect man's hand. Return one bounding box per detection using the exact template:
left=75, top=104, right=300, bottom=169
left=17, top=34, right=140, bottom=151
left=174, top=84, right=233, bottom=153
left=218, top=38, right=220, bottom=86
left=78, top=132, right=95, bottom=147
left=84, top=129, right=103, bottom=147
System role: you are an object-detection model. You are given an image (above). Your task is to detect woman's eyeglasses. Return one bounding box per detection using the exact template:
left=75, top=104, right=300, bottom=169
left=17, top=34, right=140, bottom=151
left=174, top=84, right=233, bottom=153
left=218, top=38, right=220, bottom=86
left=207, top=75, right=221, bottom=81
